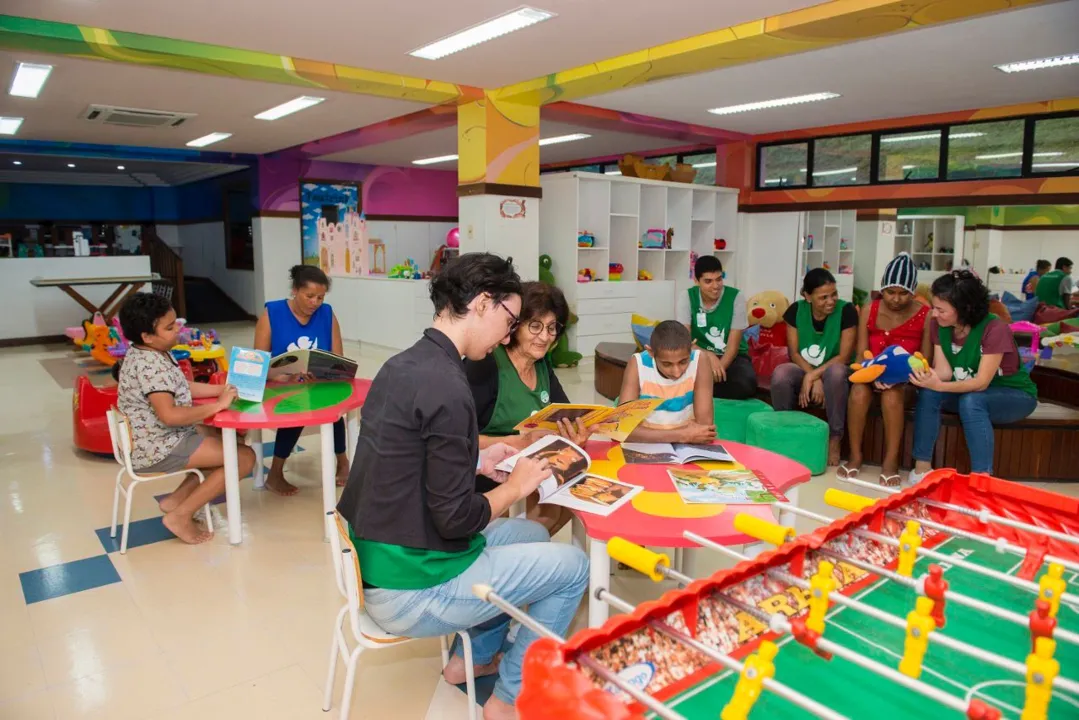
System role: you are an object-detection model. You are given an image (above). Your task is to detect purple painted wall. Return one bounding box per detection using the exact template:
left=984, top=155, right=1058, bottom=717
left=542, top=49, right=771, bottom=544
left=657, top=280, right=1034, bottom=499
left=258, top=157, right=458, bottom=217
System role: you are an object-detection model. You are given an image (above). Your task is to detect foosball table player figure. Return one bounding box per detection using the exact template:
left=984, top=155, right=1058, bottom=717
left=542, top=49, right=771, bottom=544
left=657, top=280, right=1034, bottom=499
left=472, top=469, right=1079, bottom=720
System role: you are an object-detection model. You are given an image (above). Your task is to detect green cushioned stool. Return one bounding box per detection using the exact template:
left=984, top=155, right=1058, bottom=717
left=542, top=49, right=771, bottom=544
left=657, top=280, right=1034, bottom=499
left=745, top=411, right=829, bottom=475
left=713, top=398, right=774, bottom=444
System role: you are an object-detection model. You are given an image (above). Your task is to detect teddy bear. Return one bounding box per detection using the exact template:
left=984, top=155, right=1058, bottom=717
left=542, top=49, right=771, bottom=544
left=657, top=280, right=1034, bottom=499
left=746, top=290, right=790, bottom=348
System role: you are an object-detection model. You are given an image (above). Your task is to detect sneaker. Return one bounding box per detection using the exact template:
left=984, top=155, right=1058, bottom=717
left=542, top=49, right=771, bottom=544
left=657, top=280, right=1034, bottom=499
left=903, top=469, right=928, bottom=488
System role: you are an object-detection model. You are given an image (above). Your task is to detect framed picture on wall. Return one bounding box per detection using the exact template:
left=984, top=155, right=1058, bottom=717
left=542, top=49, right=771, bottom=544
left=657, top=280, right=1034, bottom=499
left=299, top=180, right=366, bottom=277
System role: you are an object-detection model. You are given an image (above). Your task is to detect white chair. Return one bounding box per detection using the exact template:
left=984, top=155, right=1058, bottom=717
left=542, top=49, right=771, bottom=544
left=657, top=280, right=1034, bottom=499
left=323, top=511, right=477, bottom=720
left=106, top=409, right=212, bottom=554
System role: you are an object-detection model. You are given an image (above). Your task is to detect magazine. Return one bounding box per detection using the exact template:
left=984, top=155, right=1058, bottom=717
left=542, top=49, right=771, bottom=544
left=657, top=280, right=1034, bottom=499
left=666, top=467, right=786, bottom=505
left=621, top=442, right=736, bottom=465
left=495, top=435, right=642, bottom=516
left=226, top=347, right=271, bottom=402
left=512, top=399, right=662, bottom=443
left=266, top=348, right=358, bottom=382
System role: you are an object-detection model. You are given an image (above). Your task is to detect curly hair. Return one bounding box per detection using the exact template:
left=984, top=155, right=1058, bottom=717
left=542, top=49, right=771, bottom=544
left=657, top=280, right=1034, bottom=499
left=931, top=269, right=990, bottom=327
left=507, top=281, right=570, bottom=349
left=118, top=292, right=174, bottom=344
left=430, top=252, right=520, bottom=318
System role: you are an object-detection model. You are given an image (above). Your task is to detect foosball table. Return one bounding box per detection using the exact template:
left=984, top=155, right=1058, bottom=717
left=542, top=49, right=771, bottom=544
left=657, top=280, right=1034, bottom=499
left=475, top=469, right=1079, bottom=719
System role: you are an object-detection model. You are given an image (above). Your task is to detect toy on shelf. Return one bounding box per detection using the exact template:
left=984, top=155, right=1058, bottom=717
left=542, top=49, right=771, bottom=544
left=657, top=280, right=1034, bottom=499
left=849, top=345, right=928, bottom=385
left=389, top=257, right=421, bottom=279
left=539, top=255, right=582, bottom=368
left=640, top=229, right=666, bottom=249
left=689, top=251, right=699, bottom=280
left=822, top=261, right=831, bottom=271
left=637, top=269, right=653, bottom=281
left=840, top=239, right=849, bottom=251
left=924, top=231, right=934, bottom=253
left=577, top=268, right=594, bottom=283
left=617, top=153, right=670, bottom=181
left=368, top=239, right=386, bottom=274
left=838, top=265, right=853, bottom=275
left=805, top=234, right=814, bottom=250
left=577, top=231, right=595, bottom=248
left=714, top=238, right=727, bottom=250
left=608, top=262, right=623, bottom=282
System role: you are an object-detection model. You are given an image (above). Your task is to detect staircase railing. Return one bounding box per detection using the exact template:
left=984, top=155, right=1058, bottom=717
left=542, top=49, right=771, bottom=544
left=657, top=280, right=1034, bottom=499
left=142, top=227, right=186, bottom=318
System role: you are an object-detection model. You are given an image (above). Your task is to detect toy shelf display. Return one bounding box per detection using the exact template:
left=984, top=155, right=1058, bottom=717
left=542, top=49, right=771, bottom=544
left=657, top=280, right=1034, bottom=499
left=800, top=210, right=857, bottom=301
left=894, top=215, right=966, bottom=285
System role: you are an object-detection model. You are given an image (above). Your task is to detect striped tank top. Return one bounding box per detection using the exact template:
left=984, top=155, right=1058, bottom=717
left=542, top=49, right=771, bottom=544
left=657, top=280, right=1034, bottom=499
left=635, top=349, right=699, bottom=430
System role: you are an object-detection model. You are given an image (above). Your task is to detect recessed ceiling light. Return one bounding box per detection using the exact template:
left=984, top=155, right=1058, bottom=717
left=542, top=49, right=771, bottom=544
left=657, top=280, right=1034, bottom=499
left=255, top=96, right=325, bottom=121
left=707, top=92, right=840, bottom=116
left=12, top=160, right=22, bottom=165
left=538, top=133, right=590, bottom=146
left=67, top=163, right=75, bottom=168
left=186, top=132, right=232, bottom=148
left=812, top=166, right=858, bottom=177
left=117, top=165, right=126, bottom=170
left=409, top=7, right=555, bottom=60
left=996, top=53, right=1079, bottom=73
left=9, top=62, right=53, bottom=99
left=0, top=116, right=24, bottom=135
left=412, top=153, right=458, bottom=165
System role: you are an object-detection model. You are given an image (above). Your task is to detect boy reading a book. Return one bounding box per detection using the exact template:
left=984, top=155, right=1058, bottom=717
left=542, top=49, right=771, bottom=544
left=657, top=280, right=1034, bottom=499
left=618, top=320, right=716, bottom=444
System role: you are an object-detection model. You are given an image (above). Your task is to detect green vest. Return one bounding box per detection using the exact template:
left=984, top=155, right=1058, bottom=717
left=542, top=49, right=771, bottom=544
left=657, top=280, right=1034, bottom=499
left=938, top=314, right=1038, bottom=396
left=794, top=299, right=847, bottom=367
left=689, top=286, right=748, bottom=356
left=1034, top=270, right=1067, bottom=308
left=350, top=526, right=485, bottom=590
left=482, top=345, right=553, bottom=436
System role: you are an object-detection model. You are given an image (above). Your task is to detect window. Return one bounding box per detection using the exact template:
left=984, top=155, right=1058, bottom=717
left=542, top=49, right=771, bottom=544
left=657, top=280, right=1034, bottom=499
left=1032, top=116, right=1079, bottom=173
left=878, top=129, right=941, bottom=181
left=223, top=185, right=254, bottom=270
left=947, top=120, right=1024, bottom=180
left=759, top=143, right=808, bottom=187
left=812, top=134, right=871, bottom=186
left=683, top=152, right=716, bottom=185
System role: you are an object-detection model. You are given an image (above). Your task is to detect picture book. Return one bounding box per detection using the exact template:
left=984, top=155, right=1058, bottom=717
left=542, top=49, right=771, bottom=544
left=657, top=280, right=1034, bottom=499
left=621, top=442, right=736, bottom=466
left=495, top=435, right=642, bottom=517
left=266, top=348, right=358, bottom=382
left=512, top=399, right=662, bottom=442
left=226, top=347, right=271, bottom=402
left=666, top=467, right=786, bottom=505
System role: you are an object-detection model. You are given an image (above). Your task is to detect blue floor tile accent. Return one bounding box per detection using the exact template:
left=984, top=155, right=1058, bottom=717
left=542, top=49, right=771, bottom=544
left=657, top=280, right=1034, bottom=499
left=455, top=674, right=496, bottom=705
left=94, top=516, right=177, bottom=553
left=19, top=554, right=121, bottom=604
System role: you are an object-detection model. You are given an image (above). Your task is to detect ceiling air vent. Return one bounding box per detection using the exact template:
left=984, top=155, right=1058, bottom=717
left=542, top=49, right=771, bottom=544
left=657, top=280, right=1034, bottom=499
left=80, top=105, right=196, bottom=128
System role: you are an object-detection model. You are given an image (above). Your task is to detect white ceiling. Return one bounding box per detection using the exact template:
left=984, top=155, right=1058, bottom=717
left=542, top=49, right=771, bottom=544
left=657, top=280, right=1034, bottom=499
left=587, top=1, right=1079, bottom=135
left=319, top=121, right=684, bottom=167
left=0, top=152, right=246, bottom=187
left=0, top=50, right=426, bottom=155
left=3, top=0, right=822, bottom=88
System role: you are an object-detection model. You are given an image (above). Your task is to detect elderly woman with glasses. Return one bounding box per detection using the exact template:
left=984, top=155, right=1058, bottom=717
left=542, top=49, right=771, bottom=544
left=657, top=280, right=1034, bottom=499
left=465, top=281, right=590, bottom=534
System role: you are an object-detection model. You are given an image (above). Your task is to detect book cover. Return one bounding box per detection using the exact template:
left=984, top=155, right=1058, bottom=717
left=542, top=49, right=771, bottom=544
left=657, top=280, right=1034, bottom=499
left=513, top=399, right=662, bottom=443
left=226, top=347, right=271, bottom=402
left=267, top=348, right=358, bottom=382
left=666, top=467, right=786, bottom=505
left=622, top=442, right=736, bottom=465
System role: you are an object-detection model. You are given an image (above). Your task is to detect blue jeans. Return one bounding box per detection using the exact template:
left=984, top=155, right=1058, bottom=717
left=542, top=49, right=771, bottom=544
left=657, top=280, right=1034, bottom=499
left=273, top=418, right=345, bottom=459
left=913, top=387, right=1037, bottom=473
left=363, top=519, right=589, bottom=705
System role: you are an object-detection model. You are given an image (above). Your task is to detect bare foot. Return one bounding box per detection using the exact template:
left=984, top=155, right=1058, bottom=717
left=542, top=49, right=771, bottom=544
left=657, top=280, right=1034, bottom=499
left=158, top=474, right=199, bottom=513
left=336, top=455, right=349, bottom=488
left=162, top=511, right=213, bottom=545
left=827, top=436, right=842, bottom=467
left=483, top=695, right=517, bottom=720
left=443, top=653, right=501, bottom=685
left=265, top=468, right=299, bottom=497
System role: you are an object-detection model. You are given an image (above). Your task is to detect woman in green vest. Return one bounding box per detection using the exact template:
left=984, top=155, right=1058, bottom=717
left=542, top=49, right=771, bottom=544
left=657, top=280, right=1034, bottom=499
left=772, top=268, right=858, bottom=466
left=466, top=281, right=589, bottom=534
left=1034, top=257, right=1073, bottom=309
left=909, top=270, right=1038, bottom=483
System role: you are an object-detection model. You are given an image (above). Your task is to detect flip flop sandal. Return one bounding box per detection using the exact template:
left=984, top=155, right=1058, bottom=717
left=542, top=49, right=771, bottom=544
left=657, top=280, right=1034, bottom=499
left=879, top=474, right=902, bottom=488
left=838, top=463, right=861, bottom=480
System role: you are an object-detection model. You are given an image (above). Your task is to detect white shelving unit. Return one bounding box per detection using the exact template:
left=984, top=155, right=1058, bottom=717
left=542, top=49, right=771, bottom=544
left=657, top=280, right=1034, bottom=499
left=800, top=210, right=856, bottom=300
left=894, top=215, right=965, bottom=286
left=540, top=172, right=740, bottom=356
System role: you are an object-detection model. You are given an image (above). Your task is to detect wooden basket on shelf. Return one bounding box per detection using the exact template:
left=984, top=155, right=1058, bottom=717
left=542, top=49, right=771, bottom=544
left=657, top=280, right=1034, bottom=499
left=668, top=163, right=697, bottom=184
left=618, top=154, right=671, bottom=181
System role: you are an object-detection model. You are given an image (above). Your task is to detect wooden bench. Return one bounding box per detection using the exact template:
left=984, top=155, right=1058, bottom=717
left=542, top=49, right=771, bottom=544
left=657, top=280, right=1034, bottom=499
left=594, top=341, right=1079, bottom=481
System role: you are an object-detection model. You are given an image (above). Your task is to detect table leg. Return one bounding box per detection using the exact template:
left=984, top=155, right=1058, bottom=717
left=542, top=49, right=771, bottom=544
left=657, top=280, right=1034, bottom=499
left=588, top=538, right=610, bottom=628
left=346, top=410, right=359, bottom=465
left=673, top=547, right=684, bottom=573
left=571, top=516, right=586, bottom=552
left=681, top=548, right=698, bottom=579
left=778, top=484, right=800, bottom=530
left=250, top=430, right=265, bottom=490
left=103, top=282, right=146, bottom=321
left=320, top=422, right=336, bottom=542
left=97, top=283, right=130, bottom=318
left=221, top=427, right=243, bottom=545
left=57, top=285, right=100, bottom=315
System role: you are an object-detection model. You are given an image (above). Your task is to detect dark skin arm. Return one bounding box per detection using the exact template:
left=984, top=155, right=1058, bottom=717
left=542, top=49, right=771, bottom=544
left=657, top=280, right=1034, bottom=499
left=620, top=355, right=716, bottom=444
left=148, top=384, right=237, bottom=426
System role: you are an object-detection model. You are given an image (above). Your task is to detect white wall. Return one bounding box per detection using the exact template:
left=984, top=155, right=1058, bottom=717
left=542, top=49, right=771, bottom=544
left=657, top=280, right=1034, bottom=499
left=366, top=220, right=458, bottom=273
left=154, top=224, right=182, bottom=251
left=173, top=222, right=258, bottom=317
left=1, top=256, right=151, bottom=340
left=460, top=194, right=539, bottom=281
left=740, top=211, right=802, bottom=299
left=998, top=229, right=1079, bottom=274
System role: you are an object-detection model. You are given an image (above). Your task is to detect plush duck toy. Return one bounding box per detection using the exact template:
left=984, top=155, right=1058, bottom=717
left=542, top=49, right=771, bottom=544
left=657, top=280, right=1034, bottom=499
left=849, top=345, right=929, bottom=385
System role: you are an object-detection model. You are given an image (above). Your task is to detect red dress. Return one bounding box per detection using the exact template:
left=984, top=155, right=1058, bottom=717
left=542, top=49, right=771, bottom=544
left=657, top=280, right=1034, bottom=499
left=867, top=299, right=929, bottom=355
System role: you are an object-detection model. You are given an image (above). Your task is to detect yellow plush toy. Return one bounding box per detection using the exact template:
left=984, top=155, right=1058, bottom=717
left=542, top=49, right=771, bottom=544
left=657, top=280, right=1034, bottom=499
left=746, top=290, right=791, bottom=348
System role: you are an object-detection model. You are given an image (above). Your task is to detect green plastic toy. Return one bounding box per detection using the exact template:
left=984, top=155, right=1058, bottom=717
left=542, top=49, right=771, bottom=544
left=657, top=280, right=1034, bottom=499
left=540, top=254, right=582, bottom=368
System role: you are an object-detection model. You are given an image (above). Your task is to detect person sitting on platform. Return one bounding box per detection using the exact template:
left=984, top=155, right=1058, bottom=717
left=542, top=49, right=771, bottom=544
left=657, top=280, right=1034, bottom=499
left=1022, top=259, right=1052, bottom=301
left=771, top=268, right=858, bottom=466
left=908, top=270, right=1038, bottom=483
left=1034, top=257, right=1073, bottom=309
left=253, top=264, right=348, bottom=495
left=677, top=255, right=758, bottom=399
left=843, top=253, right=930, bottom=487
left=337, top=253, right=588, bottom=720
left=618, top=320, right=715, bottom=444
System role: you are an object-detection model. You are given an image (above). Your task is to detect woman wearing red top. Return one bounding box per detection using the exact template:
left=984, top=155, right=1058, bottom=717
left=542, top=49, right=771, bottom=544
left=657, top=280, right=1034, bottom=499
left=843, top=253, right=930, bottom=486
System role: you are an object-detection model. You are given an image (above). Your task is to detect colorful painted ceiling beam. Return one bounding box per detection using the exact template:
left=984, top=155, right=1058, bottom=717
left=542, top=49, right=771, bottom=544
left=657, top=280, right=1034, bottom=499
left=493, top=0, right=1055, bottom=105
left=542, top=102, right=748, bottom=144
left=0, top=138, right=257, bottom=165
left=272, top=105, right=460, bottom=159
left=0, top=15, right=482, bottom=106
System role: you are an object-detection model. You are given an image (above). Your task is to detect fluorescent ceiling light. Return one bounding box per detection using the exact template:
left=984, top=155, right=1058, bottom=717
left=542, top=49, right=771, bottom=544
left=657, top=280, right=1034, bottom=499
left=412, top=153, right=458, bottom=165
left=117, top=165, right=126, bottom=170
left=949, top=132, right=985, bottom=139
left=12, top=160, right=21, bottom=165
left=9, top=62, right=53, bottom=98
left=538, top=133, right=589, bottom=146
left=708, top=92, right=840, bottom=116
left=763, top=178, right=782, bottom=184
left=67, top=163, right=75, bottom=168
left=996, top=53, right=1079, bottom=73
left=1032, top=162, right=1078, bottom=169
left=813, top=166, right=858, bottom=177
left=881, top=132, right=941, bottom=143
left=975, top=151, right=1063, bottom=160
left=902, top=165, right=916, bottom=169
left=410, top=7, right=554, bottom=60
left=255, top=96, right=325, bottom=120
left=0, top=116, right=24, bottom=135
left=186, top=132, right=232, bottom=148
left=692, top=161, right=717, bottom=168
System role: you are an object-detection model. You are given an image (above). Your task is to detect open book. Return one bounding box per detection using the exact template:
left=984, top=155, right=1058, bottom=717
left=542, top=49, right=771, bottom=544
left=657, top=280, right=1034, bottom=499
left=513, top=399, right=662, bottom=443
left=667, top=467, right=786, bottom=505
left=621, top=442, right=736, bottom=466
left=266, top=348, right=358, bottom=382
left=495, top=435, right=642, bottom=517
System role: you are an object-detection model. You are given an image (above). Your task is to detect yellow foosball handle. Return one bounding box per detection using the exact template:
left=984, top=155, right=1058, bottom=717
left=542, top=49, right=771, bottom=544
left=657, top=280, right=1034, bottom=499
left=824, top=488, right=876, bottom=513
left=608, top=537, right=670, bottom=582
left=734, top=513, right=795, bottom=547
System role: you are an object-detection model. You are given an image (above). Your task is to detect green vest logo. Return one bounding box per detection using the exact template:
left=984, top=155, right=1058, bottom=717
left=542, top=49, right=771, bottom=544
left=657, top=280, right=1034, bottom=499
left=953, top=367, right=974, bottom=381
left=801, top=344, right=826, bottom=367
left=540, top=391, right=549, bottom=404
left=707, top=327, right=727, bottom=351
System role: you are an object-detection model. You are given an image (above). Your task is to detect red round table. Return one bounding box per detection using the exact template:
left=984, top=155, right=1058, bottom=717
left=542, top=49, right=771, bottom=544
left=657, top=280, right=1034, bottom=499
left=204, top=379, right=370, bottom=544
left=572, top=439, right=811, bottom=626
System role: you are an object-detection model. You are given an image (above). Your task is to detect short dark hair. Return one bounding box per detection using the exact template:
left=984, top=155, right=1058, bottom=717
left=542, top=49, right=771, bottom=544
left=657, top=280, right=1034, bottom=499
left=118, top=292, right=174, bottom=344
left=1037, top=259, right=1052, bottom=272
left=290, top=264, right=331, bottom=291
left=430, top=252, right=520, bottom=318
left=931, top=269, right=990, bottom=327
left=649, top=320, right=691, bottom=353
left=694, top=255, right=723, bottom=280
left=508, top=281, right=570, bottom=348
left=1056, top=257, right=1073, bottom=271
left=802, top=268, right=837, bottom=296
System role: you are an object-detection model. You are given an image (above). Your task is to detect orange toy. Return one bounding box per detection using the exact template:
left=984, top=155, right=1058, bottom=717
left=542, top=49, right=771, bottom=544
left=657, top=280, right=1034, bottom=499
left=85, top=323, right=119, bottom=367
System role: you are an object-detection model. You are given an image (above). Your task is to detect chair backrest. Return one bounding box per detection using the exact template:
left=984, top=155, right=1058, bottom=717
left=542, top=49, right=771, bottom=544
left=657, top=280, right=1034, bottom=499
left=106, top=409, right=139, bottom=475
left=329, top=511, right=367, bottom=610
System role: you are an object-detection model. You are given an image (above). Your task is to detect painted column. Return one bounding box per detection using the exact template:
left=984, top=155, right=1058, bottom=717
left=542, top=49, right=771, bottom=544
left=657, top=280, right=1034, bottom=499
left=457, top=92, right=541, bottom=281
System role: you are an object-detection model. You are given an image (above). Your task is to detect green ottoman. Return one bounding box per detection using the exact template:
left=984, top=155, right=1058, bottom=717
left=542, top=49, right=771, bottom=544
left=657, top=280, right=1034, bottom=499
left=713, top=398, right=774, bottom=444
left=745, top=411, right=829, bottom=475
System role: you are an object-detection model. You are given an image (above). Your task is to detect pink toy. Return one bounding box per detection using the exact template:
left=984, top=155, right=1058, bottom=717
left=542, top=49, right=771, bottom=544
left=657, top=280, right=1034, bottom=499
left=446, top=227, right=460, bottom=249
left=577, top=268, right=594, bottom=283
left=1010, top=321, right=1048, bottom=371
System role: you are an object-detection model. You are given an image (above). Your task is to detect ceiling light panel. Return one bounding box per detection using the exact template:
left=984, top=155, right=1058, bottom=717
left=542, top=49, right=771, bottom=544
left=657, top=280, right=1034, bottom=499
left=708, top=92, right=840, bottom=116
left=10, top=62, right=53, bottom=98
left=186, top=132, right=232, bottom=148
left=255, top=96, right=325, bottom=120
left=410, top=7, right=554, bottom=60
left=996, top=53, right=1079, bottom=73
left=0, top=117, right=24, bottom=135
left=412, top=154, right=459, bottom=165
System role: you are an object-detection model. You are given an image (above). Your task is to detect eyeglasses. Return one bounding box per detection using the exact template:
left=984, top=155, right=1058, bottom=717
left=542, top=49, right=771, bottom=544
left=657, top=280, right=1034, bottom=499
left=497, top=299, right=520, bottom=333
left=525, top=320, right=563, bottom=337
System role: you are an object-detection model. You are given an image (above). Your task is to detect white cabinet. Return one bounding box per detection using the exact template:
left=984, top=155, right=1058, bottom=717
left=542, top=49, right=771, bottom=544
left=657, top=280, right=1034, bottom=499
left=894, top=215, right=965, bottom=286
left=800, top=210, right=857, bottom=300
